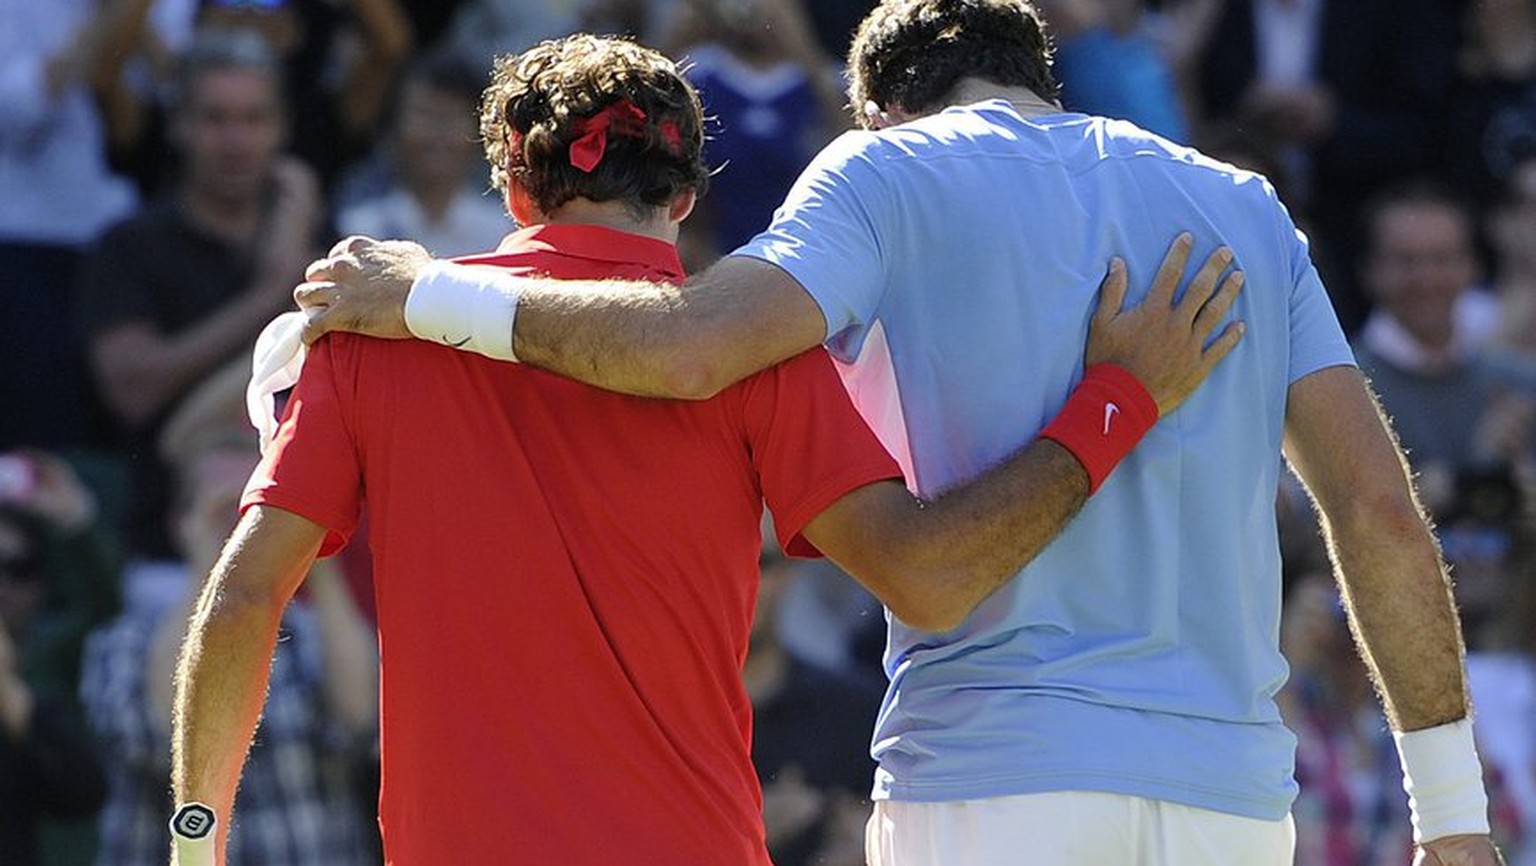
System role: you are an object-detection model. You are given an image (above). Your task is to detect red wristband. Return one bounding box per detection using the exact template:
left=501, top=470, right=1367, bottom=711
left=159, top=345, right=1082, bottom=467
left=1039, top=363, right=1158, bottom=493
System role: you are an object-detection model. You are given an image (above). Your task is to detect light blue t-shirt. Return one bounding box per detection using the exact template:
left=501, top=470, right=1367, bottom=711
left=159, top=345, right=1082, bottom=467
left=736, top=101, right=1355, bottom=821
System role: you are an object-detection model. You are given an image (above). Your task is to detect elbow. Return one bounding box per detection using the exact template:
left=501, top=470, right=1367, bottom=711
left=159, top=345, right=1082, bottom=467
left=886, top=591, right=969, bottom=634
left=653, top=356, right=733, bottom=401
left=868, top=560, right=973, bottom=634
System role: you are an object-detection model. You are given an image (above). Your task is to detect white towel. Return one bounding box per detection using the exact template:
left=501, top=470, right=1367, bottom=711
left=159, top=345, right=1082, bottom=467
left=246, top=312, right=308, bottom=454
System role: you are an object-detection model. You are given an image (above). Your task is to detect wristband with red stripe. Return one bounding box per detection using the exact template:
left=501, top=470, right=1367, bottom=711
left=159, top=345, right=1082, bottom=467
left=1039, top=363, right=1159, bottom=493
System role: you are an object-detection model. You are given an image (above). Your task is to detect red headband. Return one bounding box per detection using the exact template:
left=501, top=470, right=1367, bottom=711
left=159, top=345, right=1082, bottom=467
left=568, top=100, right=684, bottom=173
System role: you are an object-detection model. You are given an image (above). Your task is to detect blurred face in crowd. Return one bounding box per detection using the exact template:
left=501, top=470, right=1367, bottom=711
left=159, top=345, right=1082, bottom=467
left=396, top=78, right=482, bottom=196
left=174, top=448, right=260, bottom=573
left=1493, top=160, right=1536, bottom=274
left=0, top=518, right=43, bottom=638
left=1363, top=199, right=1478, bottom=349
left=175, top=66, right=286, bottom=207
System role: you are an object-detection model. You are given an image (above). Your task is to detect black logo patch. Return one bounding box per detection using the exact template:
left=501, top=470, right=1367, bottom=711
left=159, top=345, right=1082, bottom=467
left=172, top=803, right=216, bottom=839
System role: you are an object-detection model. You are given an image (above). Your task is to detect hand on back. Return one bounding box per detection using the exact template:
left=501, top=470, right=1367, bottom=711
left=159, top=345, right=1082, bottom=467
left=1086, top=233, right=1246, bottom=418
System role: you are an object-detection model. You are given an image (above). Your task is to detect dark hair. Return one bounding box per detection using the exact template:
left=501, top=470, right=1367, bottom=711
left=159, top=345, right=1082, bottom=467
left=1360, top=178, right=1475, bottom=258
left=848, top=0, right=1059, bottom=127
left=171, top=27, right=285, bottom=113
left=401, top=50, right=485, bottom=111
left=480, top=35, right=709, bottom=218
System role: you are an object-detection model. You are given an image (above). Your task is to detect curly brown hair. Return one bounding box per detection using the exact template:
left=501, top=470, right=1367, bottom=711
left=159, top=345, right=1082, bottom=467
left=480, top=35, right=709, bottom=219
left=848, top=0, right=1060, bottom=128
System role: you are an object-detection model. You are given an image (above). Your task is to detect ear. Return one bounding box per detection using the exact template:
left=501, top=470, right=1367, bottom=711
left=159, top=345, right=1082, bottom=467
left=505, top=179, right=539, bottom=227
left=862, top=100, right=912, bottom=130
left=668, top=187, right=697, bottom=225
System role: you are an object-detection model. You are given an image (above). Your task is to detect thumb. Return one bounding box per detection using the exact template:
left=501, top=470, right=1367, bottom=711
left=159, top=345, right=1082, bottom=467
left=301, top=308, right=331, bottom=346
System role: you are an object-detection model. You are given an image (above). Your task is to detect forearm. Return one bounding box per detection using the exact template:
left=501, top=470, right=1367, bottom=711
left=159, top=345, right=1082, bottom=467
left=337, top=0, right=413, bottom=135
left=171, top=507, right=322, bottom=851
left=1324, top=500, right=1470, bottom=731
left=813, top=440, right=1090, bottom=633
left=172, top=577, right=286, bottom=845
left=503, top=259, right=823, bottom=398
left=306, top=562, right=378, bottom=736
left=95, top=287, right=287, bottom=424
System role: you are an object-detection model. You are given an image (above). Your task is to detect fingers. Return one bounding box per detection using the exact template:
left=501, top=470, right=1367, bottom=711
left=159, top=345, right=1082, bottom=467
left=328, top=235, right=379, bottom=258
left=1191, top=270, right=1244, bottom=340
left=293, top=280, right=336, bottom=311
left=1147, top=233, right=1194, bottom=308
left=1197, top=321, right=1246, bottom=370
left=303, top=253, right=359, bottom=283
left=1177, top=246, right=1235, bottom=323
left=1092, top=258, right=1128, bottom=326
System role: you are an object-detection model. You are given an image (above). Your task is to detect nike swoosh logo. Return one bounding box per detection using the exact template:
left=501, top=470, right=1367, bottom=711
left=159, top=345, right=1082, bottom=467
left=1103, top=402, right=1120, bottom=435
left=443, top=334, right=471, bottom=348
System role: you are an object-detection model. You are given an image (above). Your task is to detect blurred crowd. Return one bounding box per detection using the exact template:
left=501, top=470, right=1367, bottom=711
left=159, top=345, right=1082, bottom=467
left=3, top=0, right=1536, bottom=864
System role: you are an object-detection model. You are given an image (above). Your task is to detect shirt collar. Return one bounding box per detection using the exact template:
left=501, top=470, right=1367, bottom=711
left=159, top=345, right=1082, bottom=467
left=478, top=223, right=685, bottom=282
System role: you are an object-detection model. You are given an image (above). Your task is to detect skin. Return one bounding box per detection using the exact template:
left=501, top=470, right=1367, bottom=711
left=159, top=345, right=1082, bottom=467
left=175, top=187, right=1244, bottom=864
left=90, top=65, right=322, bottom=428
left=291, top=76, right=1499, bottom=864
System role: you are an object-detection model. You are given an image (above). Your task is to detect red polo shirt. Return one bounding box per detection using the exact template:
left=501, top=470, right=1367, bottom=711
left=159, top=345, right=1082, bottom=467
left=244, top=224, right=902, bottom=864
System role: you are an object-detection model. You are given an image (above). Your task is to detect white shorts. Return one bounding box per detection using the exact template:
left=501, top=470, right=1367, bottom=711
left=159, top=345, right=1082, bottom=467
left=865, top=791, right=1295, bottom=866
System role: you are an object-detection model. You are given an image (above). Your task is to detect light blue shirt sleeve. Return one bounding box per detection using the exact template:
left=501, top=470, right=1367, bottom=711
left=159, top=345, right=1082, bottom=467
left=1284, top=214, right=1356, bottom=384
left=733, top=132, right=890, bottom=357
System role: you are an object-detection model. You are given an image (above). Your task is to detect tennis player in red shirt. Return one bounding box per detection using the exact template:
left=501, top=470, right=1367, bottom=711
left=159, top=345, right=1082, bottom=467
left=169, top=35, right=1242, bottom=865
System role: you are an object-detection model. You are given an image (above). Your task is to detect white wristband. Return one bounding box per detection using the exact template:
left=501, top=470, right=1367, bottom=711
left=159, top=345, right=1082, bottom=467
left=404, top=262, right=523, bottom=361
left=1394, top=718, right=1490, bottom=843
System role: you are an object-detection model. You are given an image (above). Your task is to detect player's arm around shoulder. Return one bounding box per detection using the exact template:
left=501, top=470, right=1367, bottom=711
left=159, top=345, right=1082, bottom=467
left=297, top=237, right=829, bottom=399
left=802, top=237, right=1245, bottom=632
left=170, top=505, right=329, bottom=865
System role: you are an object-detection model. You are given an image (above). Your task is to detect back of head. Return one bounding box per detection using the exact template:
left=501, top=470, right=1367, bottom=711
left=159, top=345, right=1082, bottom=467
left=480, top=35, right=710, bottom=220
left=848, top=0, right=1059, bottom=127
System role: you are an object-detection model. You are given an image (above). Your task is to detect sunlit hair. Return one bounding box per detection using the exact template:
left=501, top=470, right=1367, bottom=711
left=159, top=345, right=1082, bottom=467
left=848, top=0, right=1059, bottom=129
left=480, top=34, right=709, bottom=219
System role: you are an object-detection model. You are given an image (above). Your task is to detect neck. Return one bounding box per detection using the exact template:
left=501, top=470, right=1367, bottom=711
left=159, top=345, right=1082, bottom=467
left=544, top=198, right=678, bottom=243
left=181, top=184, right=263, bottom=246
left=946, top=78, right=1062, bottom=118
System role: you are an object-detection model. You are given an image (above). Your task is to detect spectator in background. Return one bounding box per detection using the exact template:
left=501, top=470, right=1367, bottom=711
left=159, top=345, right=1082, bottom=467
left=750, top=535, right=883, bottom=866
left=77, top=30, right=327, bottom=564
left=0, top=0, right=138, bottom=450
left=1279, top=571, right=1412, bottom=866
left=1351, top=181, right=1536, bottom=508
left=1198, top=0, right=1458, bottom=333
left=1449, top=0, right=1536, bottom=215
left=81, top=376, right=379, bottom=866
left=669, top=0, right=849, bottom=258
left=1038, top=0, right=1191, bottom=142
left=90, top=0, right=413, bottom=193
left=1490, top=157, right=1536, bottom=358
left=336, top=52, right=511, bottom=257
left=0, top=457, right=115, bottom=866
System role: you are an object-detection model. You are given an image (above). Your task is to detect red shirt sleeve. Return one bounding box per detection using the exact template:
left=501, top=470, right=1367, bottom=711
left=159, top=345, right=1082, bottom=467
left=242, top=337, right=364, bottom=557
left=741, top=348, right=903, bottom=557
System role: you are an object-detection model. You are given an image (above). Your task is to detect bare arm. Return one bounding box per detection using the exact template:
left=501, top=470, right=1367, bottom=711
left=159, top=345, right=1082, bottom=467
left=1282, top=366, right=1469, bottom=731
left=802, top=242, right=1245, bottom=631
left=299, top=241, right=829, bottom=399
left=1284, top=368, right=1505, bottom=866
left=303, top=559, right=378, bottom=737
left=334, top=0, right=414, bottom=138
left=171, top=505, right=326, bottom=861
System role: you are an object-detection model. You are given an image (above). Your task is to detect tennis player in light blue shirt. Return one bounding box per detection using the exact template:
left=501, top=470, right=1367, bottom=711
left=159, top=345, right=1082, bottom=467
left=295, top=2, right=1501, bottom=864
left=736, top=92, right=1348, bottom=822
